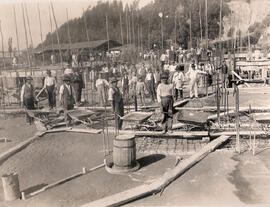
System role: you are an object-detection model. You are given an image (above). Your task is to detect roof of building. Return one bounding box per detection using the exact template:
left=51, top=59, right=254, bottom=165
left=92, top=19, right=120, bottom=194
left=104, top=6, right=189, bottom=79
left=34, top=39, right=121, bottom=54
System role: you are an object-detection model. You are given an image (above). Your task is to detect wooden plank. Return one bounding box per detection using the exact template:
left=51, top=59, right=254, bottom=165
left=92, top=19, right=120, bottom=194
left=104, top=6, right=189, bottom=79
left=0, top=132, right=46, bottom=164
left=231, top=71, right=250, bottom=87
left=207, top=108, right=249, bottom=120
left=176, top=106, right=270, bottom=111
left=107, top=129, right=266, bottom=138
left=173, top=99, right=189, bottom=107
left=28, top=163, right=105, bottom=198
left=81, top=135, right=230, bottom=207
left=67, top=128, right=102, bottom=134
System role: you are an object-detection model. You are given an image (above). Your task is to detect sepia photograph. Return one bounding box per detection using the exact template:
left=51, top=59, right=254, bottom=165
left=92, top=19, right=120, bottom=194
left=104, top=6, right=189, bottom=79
left=0, top=0, right=270, bottom=206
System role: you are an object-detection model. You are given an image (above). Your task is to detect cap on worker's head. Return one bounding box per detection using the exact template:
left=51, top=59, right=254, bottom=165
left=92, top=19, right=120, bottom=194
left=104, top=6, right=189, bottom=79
left=46, top=70, right=51, bottom=74
left=191, top=64, right=196, bottom=68
left=63, top=74, right=71, bottom=82
left=26, top=76, right=33, bottom=80
left=160, top=73, right=169, bottom=80
left=109, top=77, right=118, bottom=83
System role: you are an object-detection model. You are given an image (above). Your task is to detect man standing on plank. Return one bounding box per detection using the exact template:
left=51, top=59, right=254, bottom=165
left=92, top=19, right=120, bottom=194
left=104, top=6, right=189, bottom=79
left=42, top=70, right=56, bottom=110
left=186, top=63, right=207, bottom=99
left=108, top=77, right=124, bottom=131
left=21, top=76, right=36, bottom=124
left=157, top=73, right=174, bottom=134
left=59, top=74, right=76, bottom=126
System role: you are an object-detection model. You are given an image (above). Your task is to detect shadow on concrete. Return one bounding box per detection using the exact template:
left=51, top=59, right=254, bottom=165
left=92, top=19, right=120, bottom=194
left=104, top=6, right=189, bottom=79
left=22, top=183, right=48, bottom=195
left=137, top=154, right=165, bottom=168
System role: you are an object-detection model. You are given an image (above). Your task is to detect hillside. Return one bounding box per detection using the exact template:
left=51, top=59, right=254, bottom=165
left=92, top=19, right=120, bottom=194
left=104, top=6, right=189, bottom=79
left=38, top=0, right=270, bottom=50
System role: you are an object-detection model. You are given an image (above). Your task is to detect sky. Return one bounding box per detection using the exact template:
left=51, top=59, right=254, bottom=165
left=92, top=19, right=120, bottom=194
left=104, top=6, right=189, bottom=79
left=0, top=0, right=153, bottom=51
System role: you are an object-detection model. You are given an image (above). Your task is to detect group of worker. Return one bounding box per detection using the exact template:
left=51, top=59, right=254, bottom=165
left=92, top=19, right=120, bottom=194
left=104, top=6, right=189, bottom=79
left=20, top=68, right=84, bottom=125
left=20, top=57, right=220, bottom=133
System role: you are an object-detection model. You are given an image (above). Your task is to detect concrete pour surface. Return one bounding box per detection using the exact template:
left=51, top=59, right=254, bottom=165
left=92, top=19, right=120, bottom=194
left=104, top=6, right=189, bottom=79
left=0, top=87, right=270, bottom=206
left=0, top=117, right=176, bottom=207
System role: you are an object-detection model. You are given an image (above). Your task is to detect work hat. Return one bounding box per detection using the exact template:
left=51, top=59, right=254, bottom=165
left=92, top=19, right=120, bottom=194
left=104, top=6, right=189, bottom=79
left=109, top=77, right=118, bottom=83
left=63, top=74, right=71, bottom=82
left=191, top=64, right=196, bottom=68
left=46, top=70, right=51, bottom=74
left=26, top=76, right=33, bottom=80
left=160, top=73, right=169, bottom=80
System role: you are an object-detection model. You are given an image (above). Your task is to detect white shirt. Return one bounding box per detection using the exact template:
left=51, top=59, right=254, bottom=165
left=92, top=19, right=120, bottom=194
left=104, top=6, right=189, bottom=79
left=145, top=73, right=153, bottom=81
left=44, top=76, right=56, bottom=87
left=156, top=83, right=174, bottom=103
left=169, top=65, right=177, bottom=73
left=96, top=78, right=109, bottom=88
left=59, top=83, right=71, bottom=95
left=64, top=68, right=73, bottom=75
left=173, top=72, right=185, bottom=89
left=186, top=69, right=207, bottom=81
left=20, top=83, right=34, bottom=102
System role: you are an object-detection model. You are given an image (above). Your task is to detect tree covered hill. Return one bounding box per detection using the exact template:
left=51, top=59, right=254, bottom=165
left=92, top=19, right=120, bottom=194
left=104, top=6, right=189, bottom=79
left=39, top=0, right=231, bottom=50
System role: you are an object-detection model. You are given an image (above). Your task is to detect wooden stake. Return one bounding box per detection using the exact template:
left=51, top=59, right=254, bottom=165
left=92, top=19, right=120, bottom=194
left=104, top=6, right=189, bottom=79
left=126, top=7, right=129, bottom=44
left=21, top=3, right=31, bottom=68
left=37, top=3, right=45, bottom=65
left=83, top=8, right=90, bottom=47
left=13, top=5, right=20, bottom=60
left=205, top=0, right=208, bottom=49
left=199, top=0, right=203, bottom=44
left=66, top=8, right=72, bottom=49
left=105, top=14, right=110, bottom=51
left=119, top=11, right=124, bottom=45
left=24, top=3, right=33, bottom=49
left=49, top=6, right=54, bottom=53
left=235, top=84, right=240, bottom=153
left=50, top=2, right=63, bottom=69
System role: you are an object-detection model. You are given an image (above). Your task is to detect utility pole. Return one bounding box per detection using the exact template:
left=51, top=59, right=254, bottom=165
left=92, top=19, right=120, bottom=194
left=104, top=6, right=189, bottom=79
left=13, top=5, right=20, bottom=59
left=37, top=3, right=45, bottom=65
left=119, top=11, right=124, bottom=45
left=50, top=2, right=63, bottom=69
left=66, top=8, right=72, bottom=49
left=21, top=3, right=31, bottom=68
left=205, top=0, right=208, bottom=49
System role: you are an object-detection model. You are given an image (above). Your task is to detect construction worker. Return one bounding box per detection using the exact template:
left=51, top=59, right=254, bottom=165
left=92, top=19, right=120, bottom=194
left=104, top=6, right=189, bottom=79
left=108, top=77, right=124, bottom=131
left=21, top=76, right=36, bottom=124
left=73, top=68, right=84, bottom=106
left=172, top=65, right=185, bottom=100
left=42, top=70, right=56, bottom=109
left=136, top=75, right=147, bottom=106
left=121, top=71, right=129, bottom=103
left=157, top=73, right=174, bottom=134
left=96, top=72, right=109, bottom=106
left=186, top=63, right=207, bottom=99
left=59, top=74, right=76, bottom=126
left=145, top=68, right=156, bottom=102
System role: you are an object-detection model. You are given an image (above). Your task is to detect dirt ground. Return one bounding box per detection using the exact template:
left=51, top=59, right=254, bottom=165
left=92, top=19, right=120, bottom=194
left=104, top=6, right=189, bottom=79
left=0, top=87, right=270, bottom=206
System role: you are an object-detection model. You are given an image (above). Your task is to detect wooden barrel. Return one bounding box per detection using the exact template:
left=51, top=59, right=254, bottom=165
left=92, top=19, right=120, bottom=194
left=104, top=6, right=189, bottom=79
left=1, top=173, right=21, bottom=201
left=113, top=134, right=136, bottom=170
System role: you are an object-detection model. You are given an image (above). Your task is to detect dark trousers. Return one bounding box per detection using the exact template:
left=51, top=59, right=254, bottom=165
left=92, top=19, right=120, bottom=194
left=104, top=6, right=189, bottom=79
left=146, top=81, right=156, bottom=101
left=161, top=96, right=174, bottom=132
left=46, top=85, right=56, bottom=108
left=24, top=97, right=35, bottom=124
left=64, top=104, right=74, bottom=126
left=113, top=99, right=124, bottom=130
left=73, top=83, right=82, bottom=103
left=174, top=88, right=183, bottom=100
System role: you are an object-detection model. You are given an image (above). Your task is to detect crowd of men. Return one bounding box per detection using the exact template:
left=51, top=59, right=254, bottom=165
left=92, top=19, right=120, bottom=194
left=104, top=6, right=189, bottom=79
left=20, top=47, right=230, bottom=133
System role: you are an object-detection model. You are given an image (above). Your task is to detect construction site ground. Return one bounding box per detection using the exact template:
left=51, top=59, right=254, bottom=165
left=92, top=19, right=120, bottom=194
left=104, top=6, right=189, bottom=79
left=0, top=86, right=270, bottom=206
